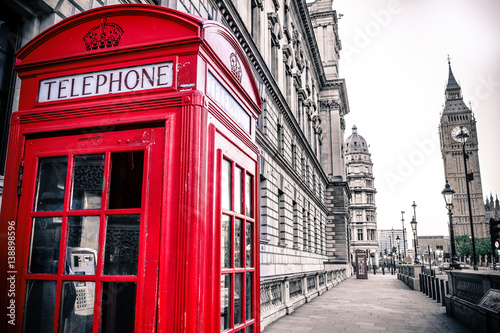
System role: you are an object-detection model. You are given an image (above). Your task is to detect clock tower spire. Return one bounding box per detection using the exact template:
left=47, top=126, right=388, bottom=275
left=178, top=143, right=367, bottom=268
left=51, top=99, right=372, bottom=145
left=445, top=56, right=462, bottom=101
left=438, top=58, right=487, bottom=239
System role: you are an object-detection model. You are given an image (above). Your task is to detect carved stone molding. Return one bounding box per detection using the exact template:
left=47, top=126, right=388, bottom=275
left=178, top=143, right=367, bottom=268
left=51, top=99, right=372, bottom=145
left=297, top=88, right=307, bottom=101
left=292, top=72, right=302, bottom=89
left=268, top=12, right=283, bottom=46
left=282, top=44, right=294, bottom=74
left=319, top=99, right=342, bottom=112
left=340, top=117, right=346, bottom=130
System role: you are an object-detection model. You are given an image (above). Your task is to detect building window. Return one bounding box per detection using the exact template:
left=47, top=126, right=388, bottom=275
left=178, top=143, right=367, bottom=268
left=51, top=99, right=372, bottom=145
left=278, top=190, right=286, bottom=246
left=302, top=208, right=307, bottom=249
left=357, top=229, right=363, bottom=241
left=368, top=229, right=375, bottom=241
left=293, top=201, right=299, bottom=248
left=356, top=211, right=362, bottom=222
left=367, top=193, right=373, bottom=204
left=251, top=0, right=261, bottom=45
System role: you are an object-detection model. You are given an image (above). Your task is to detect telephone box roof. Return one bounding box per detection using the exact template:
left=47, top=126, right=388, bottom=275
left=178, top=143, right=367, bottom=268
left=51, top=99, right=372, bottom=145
left=15, top=4, right=261, bottom=110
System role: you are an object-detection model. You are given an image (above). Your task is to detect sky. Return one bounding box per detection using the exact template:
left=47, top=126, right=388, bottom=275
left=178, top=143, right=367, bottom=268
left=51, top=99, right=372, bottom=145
left=333, top=0, right=500, bottom=236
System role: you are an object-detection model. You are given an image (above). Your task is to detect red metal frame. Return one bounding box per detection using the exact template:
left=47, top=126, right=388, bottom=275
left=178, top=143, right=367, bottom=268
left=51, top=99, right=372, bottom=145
left=0, top=4, right=261, bottom=333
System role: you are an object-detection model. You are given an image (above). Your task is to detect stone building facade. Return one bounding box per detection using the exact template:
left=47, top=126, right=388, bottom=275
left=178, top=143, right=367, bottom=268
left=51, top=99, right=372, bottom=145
left=345, top=126, right=378, bottom=268
left=0, top=0, right=350, bottom=328
left=438, top=59, right=488, bottom=239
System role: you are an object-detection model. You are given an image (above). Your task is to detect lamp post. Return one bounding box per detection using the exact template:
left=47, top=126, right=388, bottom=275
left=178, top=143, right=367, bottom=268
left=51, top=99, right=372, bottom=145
left=396, top=235, right=401, bottom=264
left=411, top=202, right=419, bottom=264
left=411, top=216, right=419, bottom=264
left=401, top=211, right=406, bottom=261
left=455, top=127, right=478, bottom=270
left=442, top=180, right=460, bottom=269
left=428, top=245, right=432, bottom=271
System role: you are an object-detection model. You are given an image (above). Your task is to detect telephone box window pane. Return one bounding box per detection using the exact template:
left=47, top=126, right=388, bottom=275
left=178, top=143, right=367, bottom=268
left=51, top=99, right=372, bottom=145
left=109, top=151, right=144, bottom=209
left=221, top=159, right=231, bottom=210
left=234, top=167, right=243, bottom=214
left=34, top=157, right=68, bottom=211
left=28, top=217, right=62, bottom=274
left=71, top=154, right=105, bottom=210
left=246, top=325, right=253, bottom=333
left=65, top=216, right=99, bottom=275
left=245, top=174, right=253, bottom=217
left=245, top=222, right=253, bottom=268
left=234, top=219, right=243, bottom=268
left=234, top=273, right=243, bottom=325
left=23, top=280, right=56, bottom=333
left=221, top=215, right=231, bottom=268
left=103, top=215, right=140, bottom=275
left=246, top=273, right=253, bottom=320
left=59, top=281, right=95, bottom=332
left=220, top=274, right=231, bottom=331
left=101, top=282, right=136, bottom=333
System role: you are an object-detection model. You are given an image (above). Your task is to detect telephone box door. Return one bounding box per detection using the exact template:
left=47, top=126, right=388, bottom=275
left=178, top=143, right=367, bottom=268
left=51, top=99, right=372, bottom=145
left=215, top=128, right=259, bottom=333
left=15, top=127, right=164, bottom=333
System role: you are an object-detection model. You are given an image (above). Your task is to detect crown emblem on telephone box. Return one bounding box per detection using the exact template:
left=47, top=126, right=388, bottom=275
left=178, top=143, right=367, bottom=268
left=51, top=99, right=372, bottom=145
left=230, top=53, right=242, bottom=83
left=83, top=18, right=124, bottom=51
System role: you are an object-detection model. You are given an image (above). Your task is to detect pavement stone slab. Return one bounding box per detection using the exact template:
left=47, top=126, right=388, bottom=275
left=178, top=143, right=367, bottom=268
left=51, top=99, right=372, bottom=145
left=262, top=272, right=474, bottom=333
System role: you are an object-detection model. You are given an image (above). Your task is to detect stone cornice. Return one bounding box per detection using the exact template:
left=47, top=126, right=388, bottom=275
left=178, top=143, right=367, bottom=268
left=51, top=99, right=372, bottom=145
left=295, top=0, right=326, bottom=87
left=215, top=0, right=329, bottom=185
left=324, top=78, right=350, bottom=115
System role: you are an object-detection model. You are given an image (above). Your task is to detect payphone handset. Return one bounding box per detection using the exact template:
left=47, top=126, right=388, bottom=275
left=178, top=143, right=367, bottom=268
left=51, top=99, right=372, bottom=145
left=67, top=247, right=97, bottom=316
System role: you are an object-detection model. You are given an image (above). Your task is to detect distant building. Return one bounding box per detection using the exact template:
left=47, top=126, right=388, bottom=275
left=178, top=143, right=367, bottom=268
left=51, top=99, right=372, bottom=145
left=416, top=236, right=451, bottom=264
left=485, top=193, right=500, bottom=221
left=377, top=229, right=408, bottom=264
left=438, top=58, right=488, bottom=239
left=345, top=126, right=378, bottom=267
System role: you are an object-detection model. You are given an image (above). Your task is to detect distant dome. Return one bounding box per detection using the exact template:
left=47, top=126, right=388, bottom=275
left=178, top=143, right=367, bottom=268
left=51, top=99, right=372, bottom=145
left=345, top=125, right=368, bottom=150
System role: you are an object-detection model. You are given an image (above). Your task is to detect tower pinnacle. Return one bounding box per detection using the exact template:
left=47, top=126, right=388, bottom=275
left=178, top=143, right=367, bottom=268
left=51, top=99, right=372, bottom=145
left=446, top=56, right=461, bottom=92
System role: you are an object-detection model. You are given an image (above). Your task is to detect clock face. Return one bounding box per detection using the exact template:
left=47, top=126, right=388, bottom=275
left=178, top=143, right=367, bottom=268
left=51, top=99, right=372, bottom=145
left=451, top=126, right=469, bottom=143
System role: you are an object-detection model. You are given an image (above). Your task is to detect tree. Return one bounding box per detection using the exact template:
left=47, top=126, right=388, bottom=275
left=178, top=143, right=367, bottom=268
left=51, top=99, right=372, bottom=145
left=475, top=238, right=492, bottom=257
left=455, top=235, right=471, bottom=258
left=454, top=236, right=491, bottom=258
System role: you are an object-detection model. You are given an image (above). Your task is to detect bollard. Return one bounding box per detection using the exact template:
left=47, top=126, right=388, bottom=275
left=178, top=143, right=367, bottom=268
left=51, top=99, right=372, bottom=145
left=440, top=279, right=446, bottom=306
left=431, top=276, right=436, bottom=300
left=435, top=277, right=440, bottom=303
left=428, top=275, right=432, bottom=298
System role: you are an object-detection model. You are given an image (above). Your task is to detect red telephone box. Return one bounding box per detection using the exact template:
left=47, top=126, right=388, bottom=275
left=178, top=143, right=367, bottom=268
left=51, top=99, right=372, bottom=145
left=0, top=5, right=261, bottom=333
left=355, top=250, right=368, bottom=279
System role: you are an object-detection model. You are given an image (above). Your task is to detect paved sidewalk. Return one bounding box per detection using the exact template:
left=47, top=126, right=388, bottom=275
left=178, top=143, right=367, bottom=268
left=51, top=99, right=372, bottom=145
left=262, top=272, right=473, bottom=333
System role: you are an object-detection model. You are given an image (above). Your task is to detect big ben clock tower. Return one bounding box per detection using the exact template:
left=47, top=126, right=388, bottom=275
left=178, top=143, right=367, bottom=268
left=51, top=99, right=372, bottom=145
left=439, top=58, right=487, bottom=239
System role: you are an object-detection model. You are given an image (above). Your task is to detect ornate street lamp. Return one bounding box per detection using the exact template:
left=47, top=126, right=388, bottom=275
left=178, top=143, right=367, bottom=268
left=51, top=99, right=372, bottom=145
left=396, top=235, right=401, bottom=264
left=411, top=216, right=419, bottom=264
left=442, top=180, right=460, bottom=269
left=401, top=211, right=406, bottom=261
left=452, top=126, right=478, bottom=270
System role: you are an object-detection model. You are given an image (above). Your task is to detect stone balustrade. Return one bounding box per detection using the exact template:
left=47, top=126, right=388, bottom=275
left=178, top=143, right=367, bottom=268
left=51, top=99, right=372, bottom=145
left=444, top=270, right=500, bottom=333
left=397, top=264, right=424, bottom=291
left=260, top=268, right=347, bottom=329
